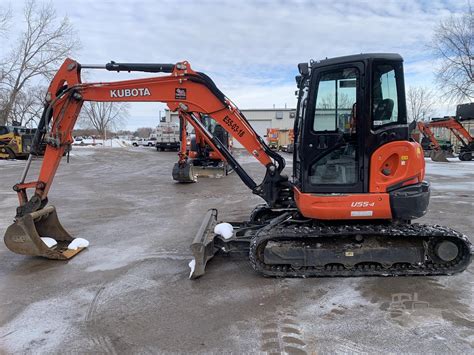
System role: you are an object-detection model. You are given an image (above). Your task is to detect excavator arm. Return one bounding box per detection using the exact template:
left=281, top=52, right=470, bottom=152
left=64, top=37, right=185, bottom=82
left=5, top=58, right=289, bottom=262
left=418, top=118, right=473, bottom=162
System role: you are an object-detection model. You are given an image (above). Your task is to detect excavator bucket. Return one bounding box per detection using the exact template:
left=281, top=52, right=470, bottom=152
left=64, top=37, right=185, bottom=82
left=172, top=162, right=196, bottom=183
left=4, top=206, right=85, bottom=260
left=430, top=150, right=449, bottom=162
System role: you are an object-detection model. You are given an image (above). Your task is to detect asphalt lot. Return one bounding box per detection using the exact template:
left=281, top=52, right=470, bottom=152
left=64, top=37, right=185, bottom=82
left=0, top=147, right=473, bottom=354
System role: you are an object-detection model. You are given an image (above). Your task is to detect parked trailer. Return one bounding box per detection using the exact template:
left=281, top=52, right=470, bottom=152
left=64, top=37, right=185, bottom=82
left=154, top=122, right=180, bottom=151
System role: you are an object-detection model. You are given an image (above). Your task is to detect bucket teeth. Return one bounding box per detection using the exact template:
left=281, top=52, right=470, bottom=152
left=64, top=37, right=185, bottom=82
left=4, top=205, right=86, bottom=260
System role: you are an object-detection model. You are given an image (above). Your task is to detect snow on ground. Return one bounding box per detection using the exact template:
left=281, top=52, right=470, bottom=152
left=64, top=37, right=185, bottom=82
left=188, top=259, right=196, bottom=278
left=0, top=159, right=25, bottom=166
left=425, top=158, right=473, bottom=178
left=214, top=223, right=234, bottom=239
left=73, top=138, right=132, bottom=148
left=68, top=238, right=90, bottom=250
left=40, top=237, right=57, bottom=248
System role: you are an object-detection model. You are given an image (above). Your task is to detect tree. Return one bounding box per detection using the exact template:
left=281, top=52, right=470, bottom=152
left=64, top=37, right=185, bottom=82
left=0, top=0, right=80, bottom=126
left=7, top=85, right=46, bottom=127
left=0, top=5, right=11, bottom=36
left=135, top=127, right=153, bottom=138
left=317, top=93, right=352, bottom=109
left=406, top=86, right=436, bottom=122
left=80, top=102, right=129, bottom=138
left=431, top=4, right=473, bottom=102
left=0, top=5, right=12, bottom=101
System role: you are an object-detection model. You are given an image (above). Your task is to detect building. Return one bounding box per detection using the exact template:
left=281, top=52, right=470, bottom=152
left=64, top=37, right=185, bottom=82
left=165, top=108, right=296, bottom=148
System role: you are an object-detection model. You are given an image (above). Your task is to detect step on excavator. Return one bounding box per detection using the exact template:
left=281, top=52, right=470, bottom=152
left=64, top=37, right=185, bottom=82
left=3, top=54, right=472, bottom=277
left=173, top=112, right=231, bottom=183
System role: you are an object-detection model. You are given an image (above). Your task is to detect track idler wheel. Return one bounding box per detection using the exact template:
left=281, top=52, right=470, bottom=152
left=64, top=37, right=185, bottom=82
left=172, top=162, right=196, bottom=183
left=4, top=205, right=85, bottom=260
left=459, top=151, right=472, bottom=161
left=433, top=240, right=459, bottom=262
left=430, top=150, right=449, bottom=162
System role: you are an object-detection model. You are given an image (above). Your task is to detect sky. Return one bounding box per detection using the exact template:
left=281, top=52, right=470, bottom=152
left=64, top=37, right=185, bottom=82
left=1, top=0, right=469, bottom=130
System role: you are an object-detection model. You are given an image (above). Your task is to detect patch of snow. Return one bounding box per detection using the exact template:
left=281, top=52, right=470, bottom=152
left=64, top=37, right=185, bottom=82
left=188, top=258, right=196, bottom=279
left=67, top=237, right=89, bottom=250
left=425, top=159, right=474, bottom=178
left=40, top=237, right=57, bottom=248
left=72, top=138, right=132, bottom=148
left=214, top=222, right=234, bottom=239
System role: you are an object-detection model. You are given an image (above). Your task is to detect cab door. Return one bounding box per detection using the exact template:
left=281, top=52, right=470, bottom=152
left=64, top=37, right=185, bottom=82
left=300, top=63, right=366, bottom=193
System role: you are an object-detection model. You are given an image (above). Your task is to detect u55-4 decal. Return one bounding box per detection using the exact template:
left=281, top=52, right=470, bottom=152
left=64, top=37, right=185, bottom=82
left=351, top=201, right=375, bottom=208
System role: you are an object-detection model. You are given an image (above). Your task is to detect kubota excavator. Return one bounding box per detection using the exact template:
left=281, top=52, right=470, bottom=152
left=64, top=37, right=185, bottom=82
left=417, top=118, right=473, bottom=162
left=173, top=111, right=231, bottom=183
left=3, top=54, right=472, bottom=278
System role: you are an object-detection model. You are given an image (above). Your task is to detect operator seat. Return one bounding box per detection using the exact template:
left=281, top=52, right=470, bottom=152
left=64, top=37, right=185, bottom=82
left=374, top=98, right=394, bottom=122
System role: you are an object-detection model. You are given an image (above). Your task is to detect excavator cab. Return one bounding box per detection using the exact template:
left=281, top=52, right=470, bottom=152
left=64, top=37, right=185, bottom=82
left=294, top=54, right=408, bottom=194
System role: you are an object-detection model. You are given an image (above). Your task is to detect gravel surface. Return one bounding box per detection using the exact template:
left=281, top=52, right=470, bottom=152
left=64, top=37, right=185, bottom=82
left=0, top=148, right=472, bottom=353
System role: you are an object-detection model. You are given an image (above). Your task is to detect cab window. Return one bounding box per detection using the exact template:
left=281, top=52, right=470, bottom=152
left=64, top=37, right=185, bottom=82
left=372, top=64, right=399, bottom=128
left=313, top=68, right=358, bottom=133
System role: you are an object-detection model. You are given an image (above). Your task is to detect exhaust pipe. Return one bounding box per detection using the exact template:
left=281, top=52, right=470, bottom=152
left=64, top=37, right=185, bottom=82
left=4, top=206, right=86, bottom=260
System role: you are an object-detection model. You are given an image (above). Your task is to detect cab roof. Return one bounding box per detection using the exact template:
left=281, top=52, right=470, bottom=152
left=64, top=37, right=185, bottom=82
left=303, top=53, right=403, bottom=70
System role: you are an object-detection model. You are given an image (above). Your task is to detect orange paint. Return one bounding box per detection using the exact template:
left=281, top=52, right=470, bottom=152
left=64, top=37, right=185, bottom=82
left=369, top=140, right=425, bottom=193
left=294, top=187, right=392, bottom=220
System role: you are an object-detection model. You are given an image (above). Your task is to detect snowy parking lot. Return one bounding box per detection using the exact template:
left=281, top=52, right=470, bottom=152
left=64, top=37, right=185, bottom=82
left=0, top=148, right=473, bottom=353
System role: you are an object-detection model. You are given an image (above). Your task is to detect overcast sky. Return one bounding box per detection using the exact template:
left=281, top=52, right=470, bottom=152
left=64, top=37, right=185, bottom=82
left=3, top=0, right=468, bottom=130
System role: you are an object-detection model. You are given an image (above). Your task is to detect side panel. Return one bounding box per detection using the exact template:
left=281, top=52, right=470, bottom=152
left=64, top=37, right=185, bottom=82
left=293, top=187, right=392, bottom=220
left=369, top=140, right=425, bottom=193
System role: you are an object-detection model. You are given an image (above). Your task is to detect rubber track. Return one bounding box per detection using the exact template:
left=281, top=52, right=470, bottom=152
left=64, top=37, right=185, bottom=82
left=249, top=223, right=472, bottom=277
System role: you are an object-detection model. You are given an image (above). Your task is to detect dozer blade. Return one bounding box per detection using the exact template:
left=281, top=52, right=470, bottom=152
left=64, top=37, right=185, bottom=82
left=189, top=209, right=219, bottom=279
left=189, top=209, right=252, bottom=279
left=172, top=162, right=196, bottom=183
left=192, top=164, right=228, bottom=179
left=4, top=205, right=85, bottom=260
left=430, top=150, right=449, bottom=162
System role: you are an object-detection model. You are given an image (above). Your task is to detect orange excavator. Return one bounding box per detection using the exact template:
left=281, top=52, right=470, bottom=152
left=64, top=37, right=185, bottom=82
left=173, top=112, right=231, bottom=182
left=3, top=54, right=472, bottom=278
left=417, top=118, right=473, bottom=162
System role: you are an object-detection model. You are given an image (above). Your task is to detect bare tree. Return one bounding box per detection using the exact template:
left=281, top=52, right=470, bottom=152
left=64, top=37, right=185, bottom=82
left=406, top=86, right=436, bottom=122
left=431, top=4, right=473, bottom=102
left=80, top=102, right=129, bottom=138
left=0, top=5, right=12, bottom=100
left=0, top=5, right=11, bottom=37
left=0, top=0, right=80, bottom=126
left=135, top=127, right=153, bottom=138
left=317, top=93, right=352, bottom=109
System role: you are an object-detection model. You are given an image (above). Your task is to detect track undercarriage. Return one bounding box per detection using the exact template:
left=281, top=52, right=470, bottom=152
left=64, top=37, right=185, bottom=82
left=190, top=208, right=473, bottom=279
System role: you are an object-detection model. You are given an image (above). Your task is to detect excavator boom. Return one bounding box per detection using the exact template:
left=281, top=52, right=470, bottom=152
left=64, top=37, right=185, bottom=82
left=4, top=58, right=288, bottom=262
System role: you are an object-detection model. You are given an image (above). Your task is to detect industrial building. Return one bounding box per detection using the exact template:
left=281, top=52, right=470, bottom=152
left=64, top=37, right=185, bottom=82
left=165, top=108, right=296, bottom=148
